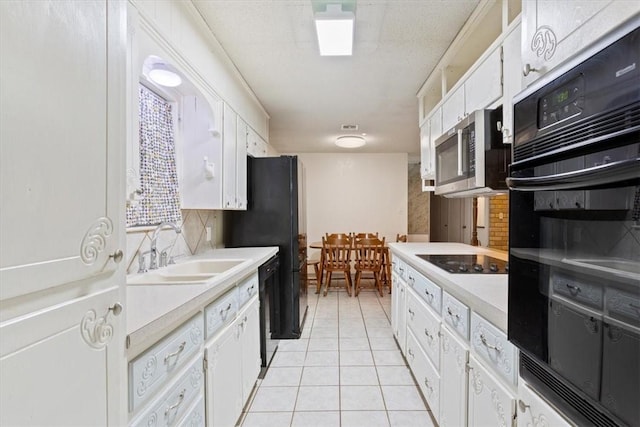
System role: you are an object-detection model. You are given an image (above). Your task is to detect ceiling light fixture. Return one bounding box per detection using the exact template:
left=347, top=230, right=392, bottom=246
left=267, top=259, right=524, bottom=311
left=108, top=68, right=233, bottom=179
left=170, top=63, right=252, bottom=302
left=314, top=4, right=355, bottom=56
left=148, top=63, right=182, bottom=87
left=335, top=135, right=366, bottom=148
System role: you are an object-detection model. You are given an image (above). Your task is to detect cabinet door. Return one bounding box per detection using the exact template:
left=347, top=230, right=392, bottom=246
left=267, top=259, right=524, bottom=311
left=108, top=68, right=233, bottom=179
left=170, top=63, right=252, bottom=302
left=205, top=321, right=243, bottom=427
left=465, top=46, right=503, bottom=114
left=442, top=85, right=465, bottom=132
left=0, top=0, right=125, bottom=300
left=502, top=22, right=523, bottom=144
left=235, top=117, right=248, bottom=210
left=468, top=355, right=516, bottom=427
left=0, top=287, right=123, bottom=426
left=521, top=1, right=640, bottom=86
left=240, top=298, right=261, bottom=402
left=420, top=121, right=434, bottom=180
left=440, top=326, right=469, bottom=427
left=429, top=107, right=443, bottom=146
left=517, top=381, right=572, bottom=427
left=395, top=279, right=408, bottom=355
left=222, top=103, right=237, bottom=209
left=391, top=271, right=400, bottom=337
left=0, top=1, right=125, bottom=424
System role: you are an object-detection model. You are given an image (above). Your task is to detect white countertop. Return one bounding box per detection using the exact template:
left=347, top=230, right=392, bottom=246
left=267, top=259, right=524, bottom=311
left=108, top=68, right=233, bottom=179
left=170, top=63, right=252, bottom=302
left=388, top=242, right=509, bottom=332
left=126, top=246, right=278, bottom=359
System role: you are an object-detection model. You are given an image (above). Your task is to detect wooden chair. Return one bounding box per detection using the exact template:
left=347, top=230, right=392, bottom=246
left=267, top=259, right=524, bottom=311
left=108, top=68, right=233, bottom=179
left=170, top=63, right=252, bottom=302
left=353, top=236, right=385, bottom=297
left=396, top=234, right=407, bottom=242
left=354, top=232, right=379, bottom=239
left=321, top=235, right=353, bottom=296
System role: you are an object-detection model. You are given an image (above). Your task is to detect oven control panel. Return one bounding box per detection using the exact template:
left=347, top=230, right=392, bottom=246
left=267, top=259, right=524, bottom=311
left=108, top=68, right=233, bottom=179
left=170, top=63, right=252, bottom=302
left=538, top=76, right=585, bottom=129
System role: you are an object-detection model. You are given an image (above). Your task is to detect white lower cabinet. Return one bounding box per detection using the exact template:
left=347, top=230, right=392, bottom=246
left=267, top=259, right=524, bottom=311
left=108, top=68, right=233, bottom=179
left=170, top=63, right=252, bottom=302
left=440, top=325, right=469, bottom=427
left=407, top=329, right=441, bottom=423
left=468, top=354, right=516, bottom=427
left=205, top=297, right=260, bottom=427
left=517, top=382, right=572, bottom=427
left=393, top=273, right=408, bottom=355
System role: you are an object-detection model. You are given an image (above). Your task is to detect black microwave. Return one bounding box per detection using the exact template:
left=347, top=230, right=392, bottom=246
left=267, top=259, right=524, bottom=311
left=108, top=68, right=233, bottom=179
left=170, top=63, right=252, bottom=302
left=434, top=107, right=510, bottom=197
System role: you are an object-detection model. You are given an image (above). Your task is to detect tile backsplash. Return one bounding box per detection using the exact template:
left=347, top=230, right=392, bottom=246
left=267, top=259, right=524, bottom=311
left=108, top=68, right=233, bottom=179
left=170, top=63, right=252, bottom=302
left=125, top=209, right=223, bottom=275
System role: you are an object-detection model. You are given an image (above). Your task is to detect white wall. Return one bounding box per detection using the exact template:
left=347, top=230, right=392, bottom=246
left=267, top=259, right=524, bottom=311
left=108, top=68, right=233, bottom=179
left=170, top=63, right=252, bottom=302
left=296, top=153, right=408, bottom=247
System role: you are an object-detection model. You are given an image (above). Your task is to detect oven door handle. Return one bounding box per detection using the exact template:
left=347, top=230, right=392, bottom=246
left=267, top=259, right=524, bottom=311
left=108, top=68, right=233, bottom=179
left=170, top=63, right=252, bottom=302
left=507, top=157, right=640, bottom=191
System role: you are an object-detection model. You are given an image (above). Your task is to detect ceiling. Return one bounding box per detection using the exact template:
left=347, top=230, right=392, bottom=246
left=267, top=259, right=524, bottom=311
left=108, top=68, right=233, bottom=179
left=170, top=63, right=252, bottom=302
left=192, top=0, right=481, bottom=158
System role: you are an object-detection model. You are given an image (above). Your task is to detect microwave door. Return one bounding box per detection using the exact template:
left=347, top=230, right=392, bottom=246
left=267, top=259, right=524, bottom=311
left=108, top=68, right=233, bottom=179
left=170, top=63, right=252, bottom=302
left=435, top=129, right=471, bottom=195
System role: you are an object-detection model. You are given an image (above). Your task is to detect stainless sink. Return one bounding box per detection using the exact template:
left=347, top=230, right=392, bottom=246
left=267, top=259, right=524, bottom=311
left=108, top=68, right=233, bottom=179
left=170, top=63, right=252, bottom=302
left=127, top=259, right=246, bottom=285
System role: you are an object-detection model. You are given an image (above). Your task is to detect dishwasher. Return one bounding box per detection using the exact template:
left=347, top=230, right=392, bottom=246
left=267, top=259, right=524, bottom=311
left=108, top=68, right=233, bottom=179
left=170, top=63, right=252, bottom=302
left=258, top=254, right=280, bottom=377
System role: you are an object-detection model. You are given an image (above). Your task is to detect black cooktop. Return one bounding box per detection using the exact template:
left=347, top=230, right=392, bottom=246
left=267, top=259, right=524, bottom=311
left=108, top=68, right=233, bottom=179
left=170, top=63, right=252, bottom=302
left=417, top=254, right=508, bottom=274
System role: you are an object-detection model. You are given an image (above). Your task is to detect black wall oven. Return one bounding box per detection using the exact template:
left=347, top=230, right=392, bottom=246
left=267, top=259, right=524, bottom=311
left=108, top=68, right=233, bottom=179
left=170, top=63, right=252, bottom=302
left=508, top=17, right=640, bottom=427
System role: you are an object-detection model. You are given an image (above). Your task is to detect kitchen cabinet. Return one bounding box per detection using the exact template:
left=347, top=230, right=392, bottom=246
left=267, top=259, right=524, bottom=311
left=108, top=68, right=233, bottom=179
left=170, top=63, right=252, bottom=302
left=205, top=297, right=260, bottom=427
left=247, top=128, right=269, bottom=158
left=440, top=325, right=469, bottom=427
left=521, top=1, right=640, bottom=87
left=420, top=107, right=441, bottom=181
left=441, top=46, right=503, bottom=133
left=468, top=354, right=516, bottom=427
left=517, top=381, right=572, bottom=427
left=222, top=104, right=247, bottom=210
left=180, top=94, right=224, bottom=209
left=391, top=260, right=408, bottom=355
left=407, top=328, right=441, bottom=423
left=501, top=21, right=523, bottom=144
left=0, top=1, right=126, bottom=424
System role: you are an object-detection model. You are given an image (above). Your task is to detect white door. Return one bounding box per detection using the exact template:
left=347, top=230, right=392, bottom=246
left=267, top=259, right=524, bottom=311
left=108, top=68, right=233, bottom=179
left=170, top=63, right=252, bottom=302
left=439, top=326, right=469, bottom=427
left=464, top=46, right=503, bottom=114
left=205, top=321, right=243, bottom=427
left=442, top=85, right=465, bottom=132
left=240, top=299, right=261, bottom=401
left=222, top=103, right=237, bottom=209
left=0, top=1, right=126, bottom=425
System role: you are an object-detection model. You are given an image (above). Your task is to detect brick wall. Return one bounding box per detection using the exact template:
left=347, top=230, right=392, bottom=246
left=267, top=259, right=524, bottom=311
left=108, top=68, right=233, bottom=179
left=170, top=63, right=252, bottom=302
left=488, top=194, right=509, bottom=251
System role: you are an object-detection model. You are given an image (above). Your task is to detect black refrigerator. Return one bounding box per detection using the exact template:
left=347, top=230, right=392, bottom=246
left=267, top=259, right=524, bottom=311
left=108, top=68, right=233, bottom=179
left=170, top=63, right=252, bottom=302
left=224, top=155, right=308, bottom=339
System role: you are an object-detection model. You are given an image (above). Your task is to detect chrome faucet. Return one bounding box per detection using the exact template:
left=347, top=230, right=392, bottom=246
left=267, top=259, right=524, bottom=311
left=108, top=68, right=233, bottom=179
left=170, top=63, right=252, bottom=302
left=149, top=222, right=182, bottom=270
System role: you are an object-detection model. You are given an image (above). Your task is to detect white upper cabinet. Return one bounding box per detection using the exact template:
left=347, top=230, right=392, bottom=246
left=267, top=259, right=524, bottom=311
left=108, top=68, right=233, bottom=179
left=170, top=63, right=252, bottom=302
left=442, top=85, right=466, bottom=133
left=180, top=94, right=224, bottom=209
left=521, top=0, right=640, bottom=86
left=420, top=121, right=432, bottom=180
left=0, top=0, right=126, bottom=424
left=247, top=128, right=269, bottom=158
left=502, top=21, right=523, bottom=144
left=222, top=104, right=248, bottom=210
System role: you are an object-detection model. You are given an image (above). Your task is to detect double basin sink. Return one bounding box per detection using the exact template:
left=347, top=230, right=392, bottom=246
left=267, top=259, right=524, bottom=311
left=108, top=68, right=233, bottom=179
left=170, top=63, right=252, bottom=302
left=127, top=259, right=246, bottom=285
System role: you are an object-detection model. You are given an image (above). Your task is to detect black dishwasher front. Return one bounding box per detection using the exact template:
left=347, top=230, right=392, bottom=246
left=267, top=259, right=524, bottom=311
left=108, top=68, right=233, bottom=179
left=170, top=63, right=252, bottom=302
left=258, top=255, right=280, bottom=377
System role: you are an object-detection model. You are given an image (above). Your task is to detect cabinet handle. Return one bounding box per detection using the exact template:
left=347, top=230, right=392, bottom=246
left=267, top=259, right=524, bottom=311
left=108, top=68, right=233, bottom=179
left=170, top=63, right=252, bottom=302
left=220, top=303, right=232, bottom=318
left=565, top=284, right=581, bottom=295
left=518, top=399, right=530, bottom=413
left=164, top=341, right=186, bottom=364
left=109, top=249, right=124, bottom=263
left=108, top=302, right=123, bottom=316
left=423, top=378, right=433, bottom=393
left=456, top=129, right=463, bottom=176
left=247, top=285, right=255, bottom=294
left=424, top=328, right=433, bottom=341
left=409, top=276, right=415, bottom=286
left=479, top=333, right=500, bottom=352
left=447, top=307, right=460, bottom=320
left=408, top=308, right=415, bottom=318
left=522, top=63, right=538, bottom=76
left=407, top=348, right=415, bottom=360
left=165, top=389, right=186, bottom=419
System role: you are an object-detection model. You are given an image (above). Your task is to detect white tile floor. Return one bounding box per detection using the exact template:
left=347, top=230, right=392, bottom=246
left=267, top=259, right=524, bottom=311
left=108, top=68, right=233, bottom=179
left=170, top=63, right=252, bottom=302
left=239, top=287, right=437, bottom=427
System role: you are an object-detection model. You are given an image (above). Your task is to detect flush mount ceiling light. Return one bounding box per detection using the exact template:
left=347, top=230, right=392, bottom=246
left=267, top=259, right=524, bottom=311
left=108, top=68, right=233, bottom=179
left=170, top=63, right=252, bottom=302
left=148, top=63, right=182, bottom=87
left=335, top=135, right=366, bottom=148
left=314, top=4, right=355, bottom=56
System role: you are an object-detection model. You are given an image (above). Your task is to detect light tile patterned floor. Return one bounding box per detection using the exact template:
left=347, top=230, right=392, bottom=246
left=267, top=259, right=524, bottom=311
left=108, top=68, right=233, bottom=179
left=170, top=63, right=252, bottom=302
left=239, top=288, right=437, bottom=427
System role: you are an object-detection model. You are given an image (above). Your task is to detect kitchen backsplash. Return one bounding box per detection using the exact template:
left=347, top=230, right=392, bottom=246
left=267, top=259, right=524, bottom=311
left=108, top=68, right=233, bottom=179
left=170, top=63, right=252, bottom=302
left=489, top=194, right=509, bottom=251
left=125, top=209, right=223, bottom=275
left=408, top=163, right=429, bottom=234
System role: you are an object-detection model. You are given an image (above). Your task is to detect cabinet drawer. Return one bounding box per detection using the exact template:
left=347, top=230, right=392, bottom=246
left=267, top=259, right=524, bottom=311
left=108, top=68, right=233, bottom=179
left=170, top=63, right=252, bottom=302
left=406, top=329, right=440, bottom=422
left=131, top=357, right=204, bottom=427
left=607, top=287, right=640, bottom=327
left=470, top=313, right=517, bottom=387
left=237, top=273, right=258, bottom=308
left=205, top=289, right=239, bottom=339
left=414, top=269, right=442, bottom=315
left=551, top=271, right=602, bottom=309
left=395, top=258, right=408, bottom=281
left=442, top=292, right=470, bottom=340
left=129, top=314, right=204, bottom=411
left=468, top=354, right=516, bottom=427
left=406, top=289, right=441, bottom=370
left=178, top=395, right=205, bottom=427
left=517, top=382, right=572, bottom=427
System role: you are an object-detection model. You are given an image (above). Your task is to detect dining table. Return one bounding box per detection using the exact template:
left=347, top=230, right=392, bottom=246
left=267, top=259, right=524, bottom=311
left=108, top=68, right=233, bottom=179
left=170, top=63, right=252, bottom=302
left=308, top=240, right=392, bottom=294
